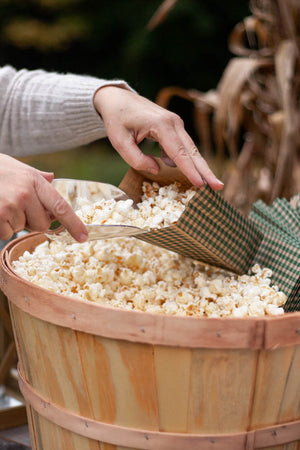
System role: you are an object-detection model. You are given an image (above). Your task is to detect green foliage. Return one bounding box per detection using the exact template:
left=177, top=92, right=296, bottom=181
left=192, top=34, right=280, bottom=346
left=0, top=0, right=250, bottom=98
left=0, top=0, right=249, bottom=182
left=3, top=15, right=88, bottom=51
left=20, top=142, right=129, bottom=185
left=20, top=140, right=161, bottom=186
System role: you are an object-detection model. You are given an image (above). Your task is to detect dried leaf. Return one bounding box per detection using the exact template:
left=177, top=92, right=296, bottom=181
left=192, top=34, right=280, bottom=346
left=154, top=0, right=300, bottom=211
left=271, top=39, right=299, bottom=199
left=214, top=57, right=272, bottom=158
left=156, top=87, right=219, bottom=159
left=229, top=16, right=273, bottom=57
left=147, top=0, right=179, bottom=31
left=156, top=86, right=200, bottom=108
left=250, top=0, right=278, bottom=24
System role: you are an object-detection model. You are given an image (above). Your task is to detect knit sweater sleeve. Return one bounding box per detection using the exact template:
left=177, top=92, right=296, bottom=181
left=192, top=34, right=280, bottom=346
left=0, top=65, right=133, bottom=157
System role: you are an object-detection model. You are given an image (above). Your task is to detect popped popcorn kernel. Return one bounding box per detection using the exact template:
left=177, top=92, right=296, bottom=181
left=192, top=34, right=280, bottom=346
left=69, top=181, right=198, bottom=231
left=13, top=182, right=286, bottom=318
left=12, top=236, right=286, bottom=318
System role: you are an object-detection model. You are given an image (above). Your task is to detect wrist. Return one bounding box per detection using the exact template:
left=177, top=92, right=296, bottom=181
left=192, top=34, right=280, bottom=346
left=93, top=85, right=127, bottom=117
left=93, top=82, right=137, bottom=117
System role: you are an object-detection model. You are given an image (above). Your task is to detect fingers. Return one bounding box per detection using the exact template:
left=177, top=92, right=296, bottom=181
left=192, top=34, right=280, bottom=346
left=176, top=124, right=224, bottom=190
left=171, top=143, right=223, bottom=190
left=0, top=175, right=87, bottom=243
left=108, top=129, right=160, bottom=175
left=40, top=170, right=54, bottom=183
left=7, top=208, right=26, bottom=234
left=151, top=114, right=224, bottom=190
left=0, top=155, right=87, bottom=243
left=0, top=191, right=27, bottom=240
left=0, top=221, right=15, bottom=241
left=24, top=190, right=53, bottom=232
left=160, top=148, right=177, bottom=167
left=33, top=177, right=88, bottom=242
left=111, top=124, right=223, bottom=190
left=95, top=86, right=222, bottom=189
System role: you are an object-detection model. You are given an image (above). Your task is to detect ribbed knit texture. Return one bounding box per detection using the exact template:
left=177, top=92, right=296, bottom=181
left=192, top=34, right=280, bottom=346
left=0, top=65, right=132, bottom=157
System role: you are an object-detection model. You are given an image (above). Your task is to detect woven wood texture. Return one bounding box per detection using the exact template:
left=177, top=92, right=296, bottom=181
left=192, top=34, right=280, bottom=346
left=0, top=233, right=299, bottom=449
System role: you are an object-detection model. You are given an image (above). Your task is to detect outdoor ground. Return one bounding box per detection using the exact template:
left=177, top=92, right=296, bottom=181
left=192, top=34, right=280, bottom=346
left=0, top=425, right=31, bottom=449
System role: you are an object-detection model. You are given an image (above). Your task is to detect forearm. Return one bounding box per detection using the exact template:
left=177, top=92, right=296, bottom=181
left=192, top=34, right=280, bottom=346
left=0, top=65, right=131, bottom=157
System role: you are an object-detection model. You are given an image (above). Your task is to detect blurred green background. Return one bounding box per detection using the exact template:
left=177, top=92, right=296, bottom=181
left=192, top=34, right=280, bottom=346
left=0, top=0, right=249, bottom=185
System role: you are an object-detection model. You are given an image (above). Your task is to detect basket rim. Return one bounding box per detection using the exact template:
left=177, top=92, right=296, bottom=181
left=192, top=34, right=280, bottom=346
left=1, top=232, right=299, bottom=350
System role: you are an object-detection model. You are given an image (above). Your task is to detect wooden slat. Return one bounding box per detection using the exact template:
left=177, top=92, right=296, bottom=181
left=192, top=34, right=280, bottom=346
left=154, top=345, right=192, bottom=432
left=17, top=369, right=300, bottom=450
left=0, top=292, right=13, bottom=338
left=108, top=339, right=159, bottom=430
left=10, top=307, right=101, bottom=450
left=2, top=233, right=300, bottom=351
left=0, top=341, right=15, bottom=385
left=76, top=333, right=117, bottom=425
left=250, top=346, right=300, bottom=429
left=188, top=348, right=259, bottom=433
left=1, top=231, right=300, bottom=449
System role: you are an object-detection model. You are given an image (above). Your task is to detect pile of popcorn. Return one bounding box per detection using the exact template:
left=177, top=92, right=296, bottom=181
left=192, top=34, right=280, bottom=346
left=75, top=181, right=197, bottom=229
left=13, top=181, right=286, bottom=317
left=13, top=236, right=286, bottom=317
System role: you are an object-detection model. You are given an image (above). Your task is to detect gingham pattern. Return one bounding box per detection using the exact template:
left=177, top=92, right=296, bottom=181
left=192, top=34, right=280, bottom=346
left=248, top=217, right=299, bottom=288
left=138, top=185, right=263, bottom=274
left=251, top=200, right=298, bottom=238
left=271, top=199, right=300, bottom=235
left=137, top=226, right=230, bottom=269
left=251, top=230, right=300, bottom=312
left=287, top=281, right=300, bottom=312
left=249, top=197, right=300, bottom=312
left=290, top=193, right=300, bottom=214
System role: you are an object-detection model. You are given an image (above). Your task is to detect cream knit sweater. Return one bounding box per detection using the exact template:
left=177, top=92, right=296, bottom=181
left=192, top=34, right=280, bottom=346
left=0, top=65, right=131, bottom=157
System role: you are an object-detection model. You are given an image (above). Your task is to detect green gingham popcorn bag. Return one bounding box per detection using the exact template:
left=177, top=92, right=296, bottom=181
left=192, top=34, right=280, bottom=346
left=249, top=194, right=300, bottom=312
left=119, top=160, right=263, bottom=274
left=120, top=160, right=299, bottom=312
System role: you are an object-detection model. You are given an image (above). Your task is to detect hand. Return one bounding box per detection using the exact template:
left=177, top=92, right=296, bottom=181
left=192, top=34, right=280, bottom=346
left=94, top=86, right=223, bottom=190
left=0, top=154, right=87, bottom=242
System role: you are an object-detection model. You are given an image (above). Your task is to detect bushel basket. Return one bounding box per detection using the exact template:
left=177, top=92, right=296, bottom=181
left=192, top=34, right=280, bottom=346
left=0, top=232, right=300, bottom=450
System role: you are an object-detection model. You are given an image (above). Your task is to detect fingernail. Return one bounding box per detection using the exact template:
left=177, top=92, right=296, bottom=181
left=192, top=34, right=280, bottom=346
left=78, top=232, right=88, bottom=243
left=217, top=179, right=224, bottom=186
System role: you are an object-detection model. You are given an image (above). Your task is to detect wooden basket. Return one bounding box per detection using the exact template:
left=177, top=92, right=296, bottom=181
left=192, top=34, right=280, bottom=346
left=0, top=232, right=299, bottom=450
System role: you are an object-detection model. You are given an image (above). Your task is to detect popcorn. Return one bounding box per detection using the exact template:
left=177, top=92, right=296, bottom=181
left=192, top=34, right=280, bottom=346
left=74, top=181, right=197, bottom=230
left=13, top=182, right=287, bottom=318
left=12, top=236, right=286, bottom=318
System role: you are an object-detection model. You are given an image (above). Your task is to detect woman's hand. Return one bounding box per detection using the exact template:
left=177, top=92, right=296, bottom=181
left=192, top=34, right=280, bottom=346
left=0, top=154, right=87, bottom=242
left=94, top=86, right=223, bottom=190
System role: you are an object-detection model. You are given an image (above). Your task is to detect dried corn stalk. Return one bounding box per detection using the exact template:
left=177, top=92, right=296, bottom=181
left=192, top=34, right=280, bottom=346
left=152, top=0, right=300, bottom=213
left=147, top=0, right=179, bottom=30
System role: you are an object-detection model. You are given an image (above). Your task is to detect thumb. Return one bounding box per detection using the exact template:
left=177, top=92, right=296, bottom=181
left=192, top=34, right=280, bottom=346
left=160, top=148, right=177, bottom=167
left=39, top=171, right=54, bottom=183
